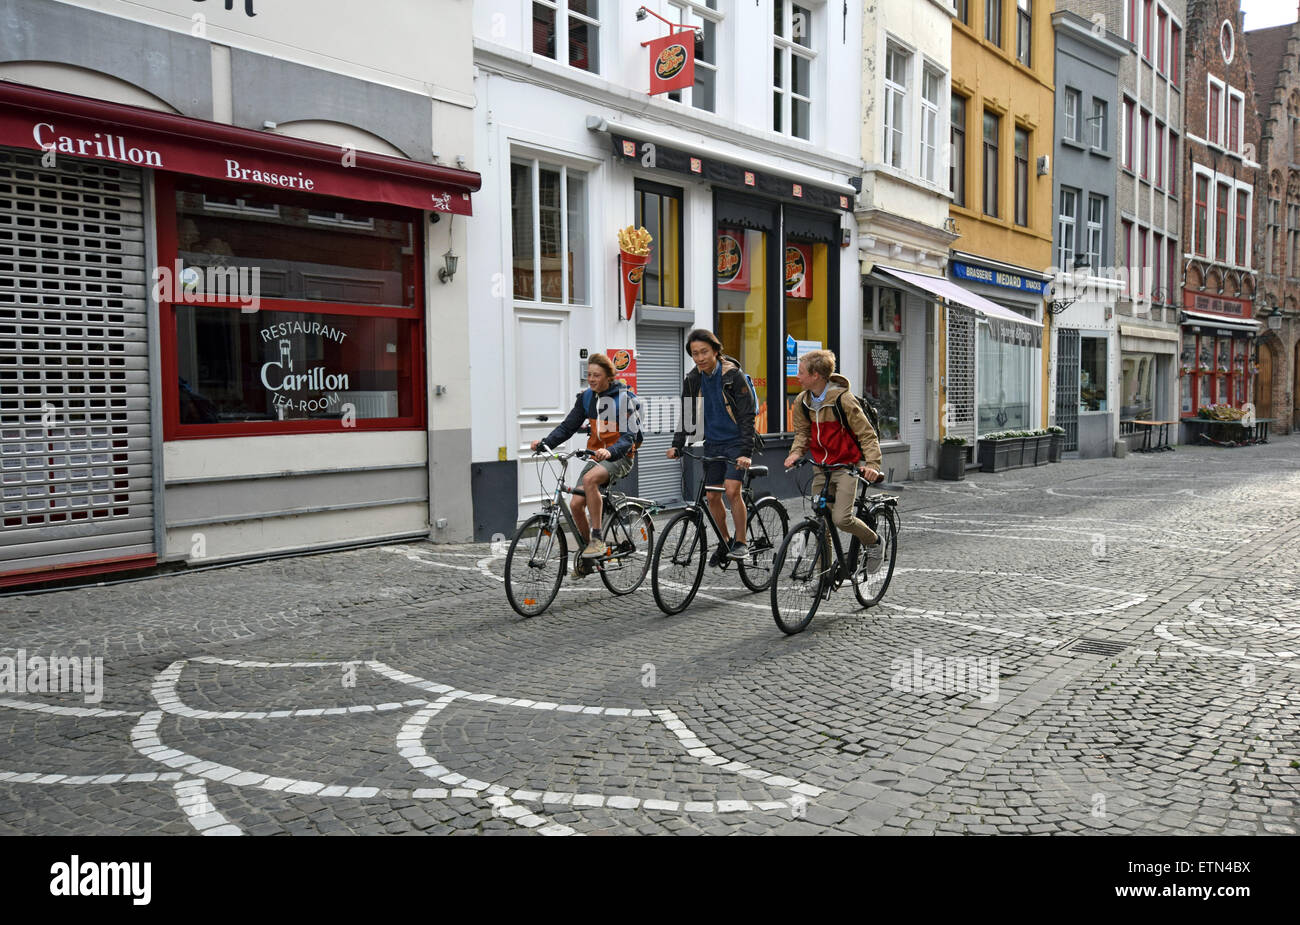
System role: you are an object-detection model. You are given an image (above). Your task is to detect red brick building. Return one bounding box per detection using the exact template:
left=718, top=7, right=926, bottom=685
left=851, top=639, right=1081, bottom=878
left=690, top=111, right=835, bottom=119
left=1178, top=0, right=1262, bottom=424
left=1247, top=12, right=1300, bottom=432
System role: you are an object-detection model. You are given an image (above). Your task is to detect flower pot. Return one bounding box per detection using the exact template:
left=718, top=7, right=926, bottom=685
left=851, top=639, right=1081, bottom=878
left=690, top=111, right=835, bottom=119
left=979, top=437, right=1020, bottom=472
left=938, top=443, right=966, bottom=480
left=1035, top=434, right=1052, bottom=465
left=1049, top=433, right=1063, bottom=462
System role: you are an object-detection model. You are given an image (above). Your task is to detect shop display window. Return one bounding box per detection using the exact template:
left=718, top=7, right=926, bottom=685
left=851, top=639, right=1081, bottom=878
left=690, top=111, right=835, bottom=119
left=716, top=226, right=770, bottom=433
left=783, top=238, right=829, bottom=419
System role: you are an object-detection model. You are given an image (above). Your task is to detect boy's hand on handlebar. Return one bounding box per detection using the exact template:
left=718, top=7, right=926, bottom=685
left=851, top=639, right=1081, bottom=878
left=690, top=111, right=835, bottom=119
left=666, top=447, right=680, bottom=459
left=736, top=456, right=751, bottom=470
left=858, top=465, right=882, bottom=483
left=783, top=453, right=801, bottom=470
left=592, top=448, right=611, bottom=462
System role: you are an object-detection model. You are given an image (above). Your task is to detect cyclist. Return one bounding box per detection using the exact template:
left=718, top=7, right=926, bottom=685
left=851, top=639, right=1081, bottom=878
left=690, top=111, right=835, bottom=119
left=531, top=352, right=642, bottom=575
left=783, top=349, right=884, bottom=575
left=668, top=328, right=756, bottom=564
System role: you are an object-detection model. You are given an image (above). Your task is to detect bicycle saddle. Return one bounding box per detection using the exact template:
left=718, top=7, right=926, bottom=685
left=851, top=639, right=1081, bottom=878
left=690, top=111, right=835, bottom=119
left=745, top=465, right=769, bottom=480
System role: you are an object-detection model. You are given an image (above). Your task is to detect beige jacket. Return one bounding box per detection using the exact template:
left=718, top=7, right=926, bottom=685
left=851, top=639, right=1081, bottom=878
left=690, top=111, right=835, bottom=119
left=789, top=373, right=883, bottom=470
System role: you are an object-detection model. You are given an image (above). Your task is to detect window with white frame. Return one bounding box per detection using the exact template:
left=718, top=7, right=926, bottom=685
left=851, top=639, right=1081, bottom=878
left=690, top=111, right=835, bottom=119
left=1227, top=89, right=1244, bottom=154
left=1087, top=194, right=1105, bottom=270
left=1207, top=76, right=1224, bottom=145
left=883, top=43, right=910, bottom=169
left=1058, top=187, right=1078, bottom=271
left=1063, top=88, right=1079, bottom=142
left=921, top=67, right=942, bottom=182
left=668, top=0, right=721, bottom=112
left=773, top=1, right=815, bottom=140
left=510, top=157, right=589, bottom=305
left=532, top=1, right=601, bottom=73
left=1234, top=188, right=1250, bottom=266
left=1090, top=98, right=1106, bottom=150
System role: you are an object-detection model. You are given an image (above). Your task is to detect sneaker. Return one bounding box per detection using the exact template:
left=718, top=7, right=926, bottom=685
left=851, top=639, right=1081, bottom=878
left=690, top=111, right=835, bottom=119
left=727, top=540, right=749, bottom=561
left=581, top=538, right=607, bottom=560
left=708, top=545, right=730, bottom=568
left=863, top=538, right=884, bottom=573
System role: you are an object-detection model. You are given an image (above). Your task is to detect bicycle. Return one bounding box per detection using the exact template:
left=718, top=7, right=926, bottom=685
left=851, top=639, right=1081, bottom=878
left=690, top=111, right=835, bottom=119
left=503, top=445, right=658, bottom=618
left=649, top=448, right=789, bottom=615
left=769, top=459, right=899, bottom=635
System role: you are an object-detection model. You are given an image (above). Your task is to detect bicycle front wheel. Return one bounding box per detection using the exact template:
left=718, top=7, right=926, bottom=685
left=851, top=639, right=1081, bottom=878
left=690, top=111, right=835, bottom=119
left=651, top=510, right=705, bottom=615
left=853, top=505, right=898, bottom=608
left=770, top=520, right=829, bottom=635
left=599, top=502, right=655, bottom=596
left=738, top=496, right=789, bottom=592
left=504, top=514, right=566, bottom=617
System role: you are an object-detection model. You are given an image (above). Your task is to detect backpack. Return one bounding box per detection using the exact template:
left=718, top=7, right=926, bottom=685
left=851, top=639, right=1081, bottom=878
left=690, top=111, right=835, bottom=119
left=722, top=354, right=760, bottom=418
left=798, top=389, right=881, bottom=435
left=582, top=386, right=644, bottom=447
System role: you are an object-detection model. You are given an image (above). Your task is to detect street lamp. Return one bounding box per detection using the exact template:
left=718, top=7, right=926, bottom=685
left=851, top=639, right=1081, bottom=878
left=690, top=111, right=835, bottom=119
left=1267, top=306, right=1283, bottom=331
left=1047, top=253, right=1090, bottom=315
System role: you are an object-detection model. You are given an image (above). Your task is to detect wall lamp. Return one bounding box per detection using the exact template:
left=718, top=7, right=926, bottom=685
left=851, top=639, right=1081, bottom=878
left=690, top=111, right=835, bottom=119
left=439, top=214, right=458, bottom=284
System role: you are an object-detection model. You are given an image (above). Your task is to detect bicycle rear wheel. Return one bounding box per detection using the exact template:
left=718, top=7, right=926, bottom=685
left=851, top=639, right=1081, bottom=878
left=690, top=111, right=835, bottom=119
left=599, top=502, right=655, bottom=596
left=738, top=496, right=789, bottom=592
left=651, top=511, right=705, bottom=615
left=853, top=506, right=898, bottom=608
left=504, top=514, right=567, bottom=617
left=770, top=521, right=828, bottom=635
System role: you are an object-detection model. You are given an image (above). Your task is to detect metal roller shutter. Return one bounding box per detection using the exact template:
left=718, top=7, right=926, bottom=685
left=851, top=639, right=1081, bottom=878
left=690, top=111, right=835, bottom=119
left=634, top=324, right=684, bottom=506
left=946, top=305, right=977, bottom=444
left=0, top=148, right=155, bottom=579
left=903, top=295, right=926, bottom=470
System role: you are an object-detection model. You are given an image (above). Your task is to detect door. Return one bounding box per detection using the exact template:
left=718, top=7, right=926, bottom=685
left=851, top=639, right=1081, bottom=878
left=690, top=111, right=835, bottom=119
left=1056, top=329, right=1080, bottom=451
left=903, top=296, right=926, bottom=470
left=515, top=311, right=572, bottom=516
left=0, top=149, right=155, bottom=582
left=633, top=324, right=684, bottom=506
left=1254, top=342, right=1273, bottom=421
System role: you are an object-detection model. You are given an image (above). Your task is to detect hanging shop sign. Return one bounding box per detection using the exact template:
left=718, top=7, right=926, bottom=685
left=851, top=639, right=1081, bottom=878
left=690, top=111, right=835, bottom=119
left=784, top=244, right=812, bottom=298
left=607, top=348, right=637, bottom=393
left=716, top=228, right=749, bottom=291
left=647, top=33, right=695, bottom=94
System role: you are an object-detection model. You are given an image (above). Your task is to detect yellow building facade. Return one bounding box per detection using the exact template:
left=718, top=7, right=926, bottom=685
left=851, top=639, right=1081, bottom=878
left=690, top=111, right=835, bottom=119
left=942, top=1, right=1056, bottom=441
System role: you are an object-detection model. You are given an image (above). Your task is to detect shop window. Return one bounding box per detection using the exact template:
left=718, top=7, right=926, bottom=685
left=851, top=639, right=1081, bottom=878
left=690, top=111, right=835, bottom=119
left=161, top=177, right=422, bottom=438
left=862, top=286, right=903, bottom=441
left=716, top=226, right=770, bottom=434
left=635, top=180, right=683, bottom=308
left=511, top=158, right=588, bottom=305
left=1122, top=352, right=1157, bottom=419
left=977, top=320, right=1033, bottom=433
left=783, top=237, right=830, bottom=424
left=1080, top=336, right=1107, bottom=411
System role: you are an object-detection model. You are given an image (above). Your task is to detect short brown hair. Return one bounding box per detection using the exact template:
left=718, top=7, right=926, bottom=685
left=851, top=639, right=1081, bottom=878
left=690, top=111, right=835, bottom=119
left=799, top=349, right=836, bottom=379
left=587, top=352, right=616, bottom=379
left=685, top=328, right=723, bottom=356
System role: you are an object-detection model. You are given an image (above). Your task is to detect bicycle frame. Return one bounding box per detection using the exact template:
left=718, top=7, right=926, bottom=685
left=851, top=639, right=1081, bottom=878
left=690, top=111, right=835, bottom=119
left=527, top=448, right=656, bottom=568
left=802, top=464, right=878, bottom=576
left=673, top=450, right=761, bottom=550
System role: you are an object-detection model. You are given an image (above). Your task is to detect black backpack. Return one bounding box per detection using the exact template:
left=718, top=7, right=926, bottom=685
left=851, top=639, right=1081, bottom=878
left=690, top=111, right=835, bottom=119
left=797, top=390, right=880, bottom=434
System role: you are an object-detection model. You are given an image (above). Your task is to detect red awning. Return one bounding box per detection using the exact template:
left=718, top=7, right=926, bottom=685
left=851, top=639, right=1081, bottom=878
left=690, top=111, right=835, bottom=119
left=0, top=82, right=479, bottom=215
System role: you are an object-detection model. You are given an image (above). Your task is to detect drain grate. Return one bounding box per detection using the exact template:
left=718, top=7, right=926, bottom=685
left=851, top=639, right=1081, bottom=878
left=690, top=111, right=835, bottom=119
left=1058, top=638, right=1130, bottom=658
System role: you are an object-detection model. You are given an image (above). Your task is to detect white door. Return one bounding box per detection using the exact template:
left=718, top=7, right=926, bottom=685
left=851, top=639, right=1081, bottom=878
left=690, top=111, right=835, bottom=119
left=515, top=312, right=573, bottom=515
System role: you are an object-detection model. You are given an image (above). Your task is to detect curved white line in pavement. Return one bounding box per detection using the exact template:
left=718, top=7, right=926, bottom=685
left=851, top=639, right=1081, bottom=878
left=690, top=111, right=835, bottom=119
left=0, top=697, right=143, bottom=718
left=173, top=778, right=244, bottom=836
left=0, top=769, right=185, bottom=785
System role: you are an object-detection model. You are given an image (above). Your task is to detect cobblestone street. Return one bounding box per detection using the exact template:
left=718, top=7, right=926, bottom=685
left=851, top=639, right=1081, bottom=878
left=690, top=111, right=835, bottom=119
left=2, top=438, right=1299, bottom=836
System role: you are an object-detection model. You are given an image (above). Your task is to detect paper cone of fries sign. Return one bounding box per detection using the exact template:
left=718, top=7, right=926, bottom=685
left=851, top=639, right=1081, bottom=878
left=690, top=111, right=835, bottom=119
left=618, top=225, right=653, bottom=320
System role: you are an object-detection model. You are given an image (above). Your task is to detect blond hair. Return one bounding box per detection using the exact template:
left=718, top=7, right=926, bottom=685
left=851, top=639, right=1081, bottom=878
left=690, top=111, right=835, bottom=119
left=587, top=352, right=616, bottom=379
left=799, top=349, right=836, bottom=379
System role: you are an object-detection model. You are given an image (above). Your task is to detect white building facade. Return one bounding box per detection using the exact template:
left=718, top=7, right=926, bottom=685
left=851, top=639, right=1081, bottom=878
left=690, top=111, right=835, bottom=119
left=469, top=0, right=866, bottom=535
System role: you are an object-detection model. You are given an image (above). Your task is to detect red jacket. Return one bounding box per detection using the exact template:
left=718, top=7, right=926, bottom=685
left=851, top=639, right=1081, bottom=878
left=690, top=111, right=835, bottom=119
left=789, top=374, right=883, bottom=468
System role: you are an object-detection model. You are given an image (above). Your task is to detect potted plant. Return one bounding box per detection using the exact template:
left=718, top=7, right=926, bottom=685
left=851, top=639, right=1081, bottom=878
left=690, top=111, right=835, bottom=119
left=978, top=431, right=1018, bottom=472
left=1047, top=425, right=1065, bottom=462
left=1032, top=429, right=1052, bottom=465
left=939, top=435, right=967, bottom=480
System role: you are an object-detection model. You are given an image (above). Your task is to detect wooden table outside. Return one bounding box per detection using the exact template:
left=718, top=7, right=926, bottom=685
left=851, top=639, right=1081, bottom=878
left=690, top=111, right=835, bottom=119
left=1125, top=419, right=1178, bottom=452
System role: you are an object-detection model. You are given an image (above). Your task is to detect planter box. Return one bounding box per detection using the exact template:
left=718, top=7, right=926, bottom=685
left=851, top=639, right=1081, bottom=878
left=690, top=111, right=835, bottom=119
left=1033, top=434, right=1052, bottom=466
left=979, top=437, right=1019, bottom=472
left=938, top=443, right=967, bottom=480
left=1048, top=433, right=1063, bottom=462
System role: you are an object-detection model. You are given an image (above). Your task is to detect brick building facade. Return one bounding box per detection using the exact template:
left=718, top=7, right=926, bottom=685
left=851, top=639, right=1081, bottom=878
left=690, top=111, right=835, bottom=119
left=1177, top=0, right=1263, bottom=428
left=1247, top=13, right=1300, bottom=432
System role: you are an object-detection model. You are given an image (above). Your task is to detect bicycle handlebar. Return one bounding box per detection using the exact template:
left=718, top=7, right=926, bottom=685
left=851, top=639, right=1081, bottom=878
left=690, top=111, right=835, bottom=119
left=789, top=457, right=885, bottom=486
left=671, top=448, right=740, bottom=465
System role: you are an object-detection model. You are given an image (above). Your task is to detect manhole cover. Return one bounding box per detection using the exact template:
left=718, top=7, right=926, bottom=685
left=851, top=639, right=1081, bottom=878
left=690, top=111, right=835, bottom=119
left=1058, top=638, right=1129, bottom=658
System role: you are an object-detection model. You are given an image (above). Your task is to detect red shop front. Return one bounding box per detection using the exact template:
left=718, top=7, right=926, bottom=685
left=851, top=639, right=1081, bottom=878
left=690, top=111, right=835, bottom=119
left=0, top=83, right=479, bottom=585
left=1178, top=297, right=1260, bottom=417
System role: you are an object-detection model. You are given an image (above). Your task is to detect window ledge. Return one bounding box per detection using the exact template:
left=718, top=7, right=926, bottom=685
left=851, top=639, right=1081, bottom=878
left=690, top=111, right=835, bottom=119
left=1061, top=138, right=1087, bottom=153
left=1089, top=147, right=1112, bottom=160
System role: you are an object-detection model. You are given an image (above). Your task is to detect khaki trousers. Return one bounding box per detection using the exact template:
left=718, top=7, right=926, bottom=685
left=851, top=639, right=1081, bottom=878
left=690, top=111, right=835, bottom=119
left=811, top=470, right=877, bottom=554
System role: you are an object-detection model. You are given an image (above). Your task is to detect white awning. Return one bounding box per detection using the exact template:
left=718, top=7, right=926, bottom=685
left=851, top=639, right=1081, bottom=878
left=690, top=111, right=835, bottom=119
left=1180, top=309, right=1260, bottom=333
left=872, top=264, right=1043, bottom=348
left=874, top=265, right=1042, bottom=328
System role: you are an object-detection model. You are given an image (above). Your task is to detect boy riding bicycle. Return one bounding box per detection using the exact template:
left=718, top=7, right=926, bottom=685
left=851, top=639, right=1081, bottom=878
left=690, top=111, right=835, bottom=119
left=783, top=349, right=884, bottom=575
left=532, top=352, right=642, bottom=575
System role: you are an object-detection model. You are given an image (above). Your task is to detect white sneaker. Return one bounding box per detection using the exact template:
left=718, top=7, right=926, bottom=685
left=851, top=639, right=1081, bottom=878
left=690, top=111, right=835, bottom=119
left=863, top=538, right=884, bottom=573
